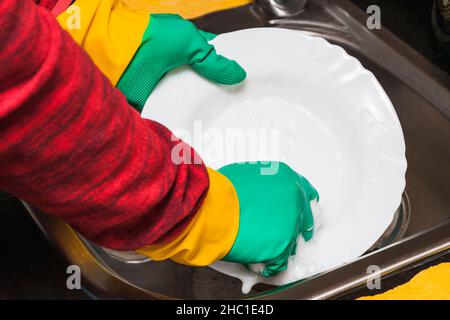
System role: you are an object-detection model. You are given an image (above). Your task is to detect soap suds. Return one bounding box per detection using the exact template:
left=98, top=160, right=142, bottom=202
left=144, top=94, right=399, bottom=295
left=211, top=200, right=329, bottom=294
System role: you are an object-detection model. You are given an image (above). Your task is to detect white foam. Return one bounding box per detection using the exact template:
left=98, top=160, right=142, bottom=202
left=210, top=200, right=336, bottom=294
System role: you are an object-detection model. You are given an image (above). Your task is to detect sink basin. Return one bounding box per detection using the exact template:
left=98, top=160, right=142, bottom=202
left=24, top=0, right=450, bottom=299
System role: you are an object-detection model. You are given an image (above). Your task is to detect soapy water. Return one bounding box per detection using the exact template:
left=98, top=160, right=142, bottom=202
left=111, top=97, right=361, bottom=293
left=139, top=28, right=406, bottom=296
left=170, top=96, right=368, bottom=294
left=210, top=200, right=326, bottom=294
left=142, top=91, right=401, bottom=295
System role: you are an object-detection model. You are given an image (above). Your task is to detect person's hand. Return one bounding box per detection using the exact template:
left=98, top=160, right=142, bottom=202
left=136, top=161, right=318, bottom=277
left=117, top=14, right=246, bottom=110
left=219, top=161, right=319, bottom=277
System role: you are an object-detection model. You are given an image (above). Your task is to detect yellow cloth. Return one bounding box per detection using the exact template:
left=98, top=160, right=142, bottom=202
left=57, top=0, right=149, bottom=85
left=358, top=263, right=450, bottom=300
left=122, top=0, right=252, bottom=19
left=137, top=168, right=240, bottom=266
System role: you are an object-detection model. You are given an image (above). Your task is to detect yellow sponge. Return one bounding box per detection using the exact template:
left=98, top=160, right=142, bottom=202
left=358, top=262, right=450, bottom=300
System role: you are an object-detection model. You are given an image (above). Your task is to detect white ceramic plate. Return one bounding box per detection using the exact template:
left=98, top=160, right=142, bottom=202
left=141, top=28, right=407, bottom=289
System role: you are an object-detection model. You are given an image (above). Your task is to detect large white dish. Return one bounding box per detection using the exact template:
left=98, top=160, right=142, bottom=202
left=141, top=28, right=407, bottom=288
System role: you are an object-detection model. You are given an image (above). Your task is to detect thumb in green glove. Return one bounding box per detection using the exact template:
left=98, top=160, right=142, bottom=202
left=117, top=14, right=246, bottom=111
left=219, top=161, right=319, bottom=277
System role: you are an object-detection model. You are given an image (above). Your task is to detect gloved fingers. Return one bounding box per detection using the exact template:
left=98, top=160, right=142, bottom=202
left=198, top=30, right=217, bottom=42
left=290, top=233, right=300, bottom=256
left=299, top=175, right=320, bottom=202
left=300, top=202, right=315, bottom=242
left=296, top=174, right=318, bottom=241
left=260, top=246, right=292, bottom=277
left=191, top=45, right=247, bottom=85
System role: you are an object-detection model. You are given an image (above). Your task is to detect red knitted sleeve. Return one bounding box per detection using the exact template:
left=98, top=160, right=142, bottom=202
left=35, top=0, right=59, bottom=10
left=0, top=0, right=209, bottom=251
left=36, top=0, right=73, bottom=15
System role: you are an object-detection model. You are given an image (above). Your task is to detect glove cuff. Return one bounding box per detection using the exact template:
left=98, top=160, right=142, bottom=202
left=137, top=168, right=240, bottom=266
left=56, top=0, right=149, bottom=85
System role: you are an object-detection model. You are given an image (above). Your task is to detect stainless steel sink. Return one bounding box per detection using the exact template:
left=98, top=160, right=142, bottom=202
left=24, top=0, right=450, bottom=299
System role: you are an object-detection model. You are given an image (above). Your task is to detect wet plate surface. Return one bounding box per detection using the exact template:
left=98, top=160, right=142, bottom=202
left=142, top=27, right=407, bottom=291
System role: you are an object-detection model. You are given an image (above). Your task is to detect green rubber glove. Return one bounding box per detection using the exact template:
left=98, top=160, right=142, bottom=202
left=117, top=14, right=247, bottom=111
left=219, top=161, right=319, bottom=277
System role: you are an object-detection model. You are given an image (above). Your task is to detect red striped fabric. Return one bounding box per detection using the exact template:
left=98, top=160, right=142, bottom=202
left=0, top=0, right=209, bottom=250
left=35, top=0, right=59, bottom=10
left=35, top=0, right=72, bottom=15
left=50, top=0, right=73, bottom=15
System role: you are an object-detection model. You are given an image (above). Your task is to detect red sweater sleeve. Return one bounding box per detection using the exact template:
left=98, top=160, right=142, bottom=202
left=0, top=0, right=209, bottom=251
left=35, top=0, right=59, bottom=10
left=36, top=0, right=73, bottom=15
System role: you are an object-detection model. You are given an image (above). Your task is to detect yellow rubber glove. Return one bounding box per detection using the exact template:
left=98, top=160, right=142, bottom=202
left=57, top=0, right=149, bottom=85
left=57, top=0, right=247, bottom=111
left=137, top=169, right=240, bottom=266
left=56, top=0, right=252, bottom=85
left=122, top=0, right=252, bottom=19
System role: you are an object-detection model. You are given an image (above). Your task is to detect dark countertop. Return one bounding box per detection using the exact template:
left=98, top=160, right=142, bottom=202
left=0, top=195, right=86, bottom=299
left=0, top=0, right=448, bottom=299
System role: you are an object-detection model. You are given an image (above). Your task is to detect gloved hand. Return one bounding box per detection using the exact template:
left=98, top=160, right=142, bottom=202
left=138, top=161, right=319, bottom=277
left=219, top=161, right=319, bottom=276
left=117, top=14, right=246, bottom=111
left=56, top=1, right=246, bottom=112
